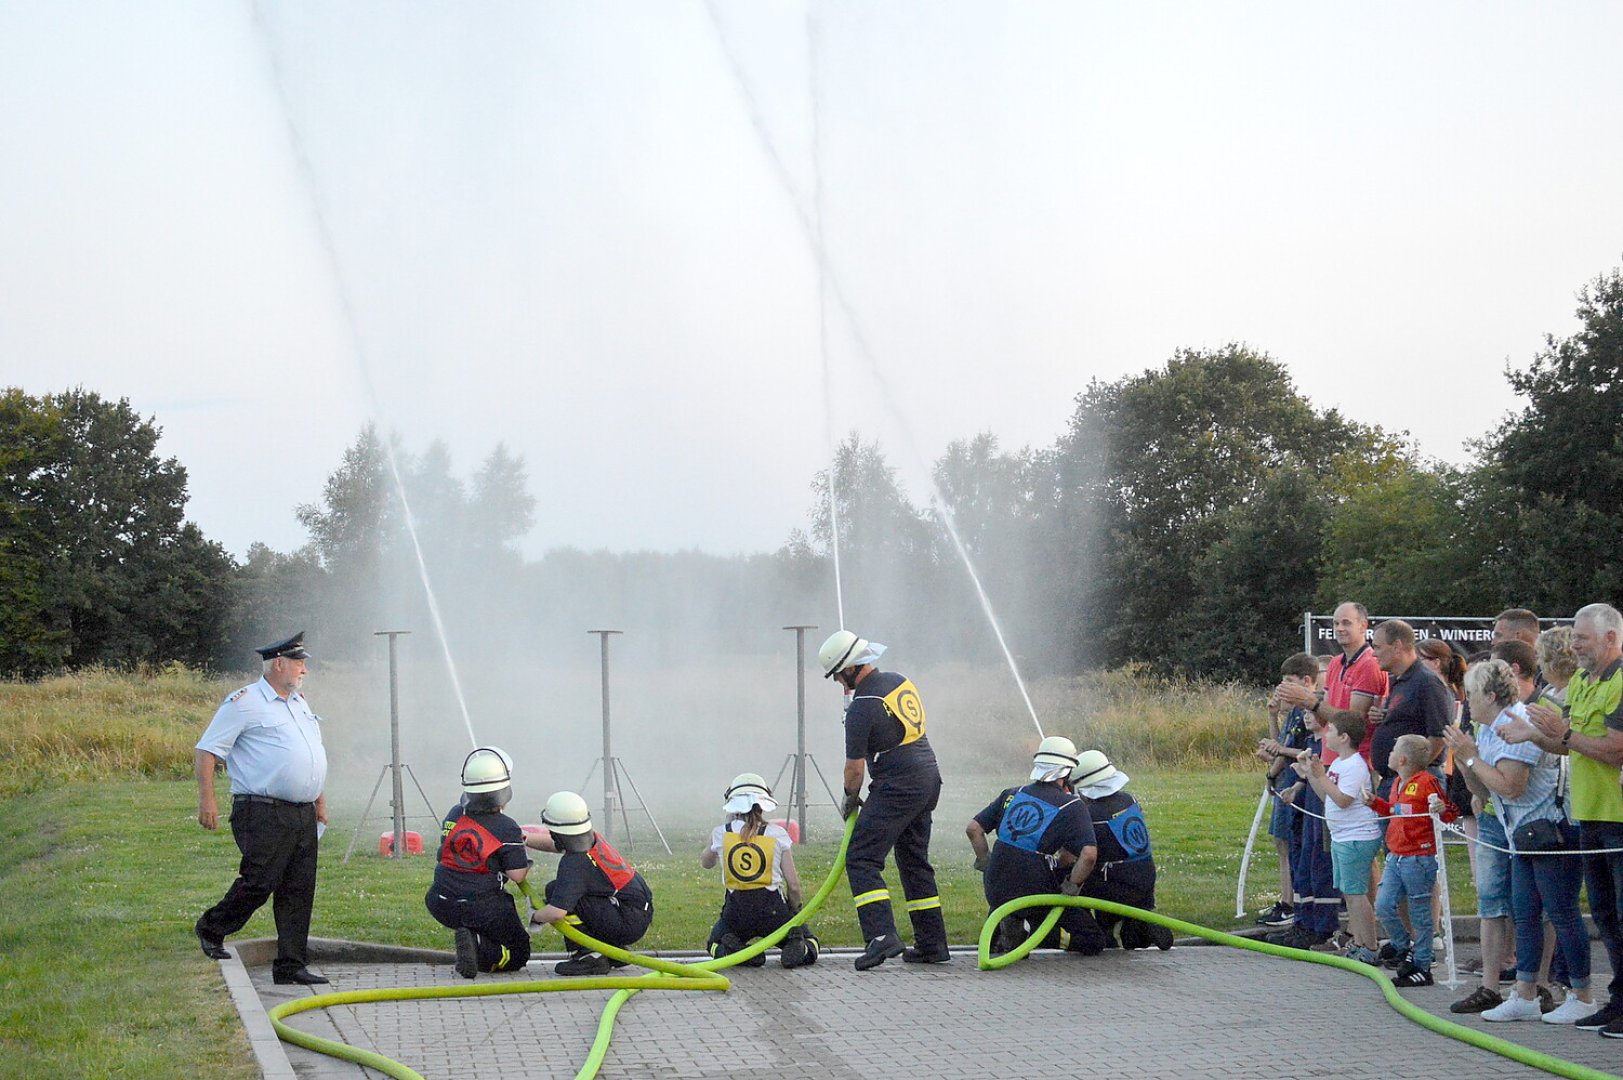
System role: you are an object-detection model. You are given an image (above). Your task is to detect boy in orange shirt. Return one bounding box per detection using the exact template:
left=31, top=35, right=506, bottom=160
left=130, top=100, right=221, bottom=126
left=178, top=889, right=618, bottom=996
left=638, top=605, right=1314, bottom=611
left=1364, top=733, right=1458, bottom=986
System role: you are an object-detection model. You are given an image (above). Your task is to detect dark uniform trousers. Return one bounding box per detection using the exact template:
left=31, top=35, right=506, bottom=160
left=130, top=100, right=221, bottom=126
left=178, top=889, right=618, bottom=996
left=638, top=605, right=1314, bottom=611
left=1078, top=858, right=1158, bottom=947
left=847, top=777, right=947, bottom=950
left=987, top=870, right=1106, bottom=952
left=546, top=879, right=653, bottom=953
left=197, top=799, right=318, bottom=977
left=708, top=887, right=790, bottom=948
left=424, top=889, right=531, bottom=972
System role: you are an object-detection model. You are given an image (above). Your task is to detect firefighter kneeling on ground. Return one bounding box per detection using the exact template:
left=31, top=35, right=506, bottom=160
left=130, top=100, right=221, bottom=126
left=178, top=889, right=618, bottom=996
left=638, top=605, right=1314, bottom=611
left=1069, top=750, right=1173, bottom=951
left=967, top=736, right=1107, bottom=955
left=699, top=773, right=819, bottom=968
left=525, top=791, right=655, bottom=976
left=424, top=747, right=533, bottom=979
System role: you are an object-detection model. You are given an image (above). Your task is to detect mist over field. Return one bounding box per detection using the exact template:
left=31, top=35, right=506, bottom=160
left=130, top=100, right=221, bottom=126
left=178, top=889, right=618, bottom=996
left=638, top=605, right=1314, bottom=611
left=278, top=524, right=1062, bottom=836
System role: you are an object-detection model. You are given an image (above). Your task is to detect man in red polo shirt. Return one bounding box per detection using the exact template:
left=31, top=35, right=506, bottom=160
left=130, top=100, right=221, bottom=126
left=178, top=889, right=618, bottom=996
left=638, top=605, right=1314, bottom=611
left=1279, top=601, right=1389, bottom=761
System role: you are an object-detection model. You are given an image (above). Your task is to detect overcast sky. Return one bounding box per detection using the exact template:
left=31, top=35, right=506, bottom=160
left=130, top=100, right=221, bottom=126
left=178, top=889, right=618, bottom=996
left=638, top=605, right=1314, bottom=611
left=3, top=2, right=1621, bottom=560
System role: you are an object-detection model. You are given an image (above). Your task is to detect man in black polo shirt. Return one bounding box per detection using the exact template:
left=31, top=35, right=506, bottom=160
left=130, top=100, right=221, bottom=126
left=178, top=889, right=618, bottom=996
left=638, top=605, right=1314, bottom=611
left=1368, top=620, right=1451, bottom=798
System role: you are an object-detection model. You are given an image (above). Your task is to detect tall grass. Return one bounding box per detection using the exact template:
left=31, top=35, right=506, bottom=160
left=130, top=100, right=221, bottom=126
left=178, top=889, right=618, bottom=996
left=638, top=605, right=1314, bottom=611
left=0, top=663, right=1269, bottom=801
left=930, top=661, right=1264, bottom=781
left=0, top=665, right=237, bottom=798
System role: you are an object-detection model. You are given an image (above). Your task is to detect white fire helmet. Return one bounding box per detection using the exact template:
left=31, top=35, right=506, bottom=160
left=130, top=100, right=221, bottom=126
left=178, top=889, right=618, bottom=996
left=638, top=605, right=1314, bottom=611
left=461, top=747, right=514, bottom=794
left=1030, top=736, right=1080, bottom=782
left=1071, top=749, right=1121, bottom=790
left=818, top=629, right=868, bottom=678
left=541, top=790, right=594, bottom=835
left=722, top=773, right=777, bottom=815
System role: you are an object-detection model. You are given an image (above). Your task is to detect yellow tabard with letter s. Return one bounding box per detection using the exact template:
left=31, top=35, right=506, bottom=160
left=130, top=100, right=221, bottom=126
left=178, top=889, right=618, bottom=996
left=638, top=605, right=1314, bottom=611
left=882, top=678, right=927, bottom=745
left=723, top=832, right=777, bottom=891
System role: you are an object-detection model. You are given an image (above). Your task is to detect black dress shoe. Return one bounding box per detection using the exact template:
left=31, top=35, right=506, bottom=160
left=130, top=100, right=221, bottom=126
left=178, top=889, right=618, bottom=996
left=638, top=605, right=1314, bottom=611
left=195, top=920, right=229, bottom=961
left=273, top=967, right=329, bottom=985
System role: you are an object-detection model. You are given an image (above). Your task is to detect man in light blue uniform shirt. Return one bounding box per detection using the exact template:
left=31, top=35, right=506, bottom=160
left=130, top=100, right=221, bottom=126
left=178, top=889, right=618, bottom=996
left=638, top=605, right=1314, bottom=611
left=194, top=632, right=330, bottom=984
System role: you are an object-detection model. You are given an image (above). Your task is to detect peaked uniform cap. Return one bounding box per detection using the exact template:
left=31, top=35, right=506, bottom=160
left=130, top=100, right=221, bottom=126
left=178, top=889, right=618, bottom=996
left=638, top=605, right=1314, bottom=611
left=256, top=632, right=309, bottom=660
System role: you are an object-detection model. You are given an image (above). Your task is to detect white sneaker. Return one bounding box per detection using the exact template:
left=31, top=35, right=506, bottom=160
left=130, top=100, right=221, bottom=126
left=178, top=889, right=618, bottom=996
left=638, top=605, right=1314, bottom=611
left=1542, top=996, right=1603, bottom=1025
left=1483, top=994, right=1544, bottom=1022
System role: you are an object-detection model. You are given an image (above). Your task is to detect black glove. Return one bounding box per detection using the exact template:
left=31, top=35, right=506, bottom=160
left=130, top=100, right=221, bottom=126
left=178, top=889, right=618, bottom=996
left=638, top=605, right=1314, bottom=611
left=973, top=853, right=989, bottom=874
left=841, top=792, right=863, bottom=819
left=1060, top=878, right=1082, bottom=897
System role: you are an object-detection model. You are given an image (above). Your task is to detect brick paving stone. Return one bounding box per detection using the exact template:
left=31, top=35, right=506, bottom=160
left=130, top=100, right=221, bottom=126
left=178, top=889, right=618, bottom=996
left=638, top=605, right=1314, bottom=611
left=248, top=944, right=1623, bottom=1079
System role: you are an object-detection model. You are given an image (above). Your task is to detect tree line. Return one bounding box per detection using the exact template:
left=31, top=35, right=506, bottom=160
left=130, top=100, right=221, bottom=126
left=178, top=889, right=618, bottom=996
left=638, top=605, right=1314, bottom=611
left=3, top=264, right=1619, bottom=683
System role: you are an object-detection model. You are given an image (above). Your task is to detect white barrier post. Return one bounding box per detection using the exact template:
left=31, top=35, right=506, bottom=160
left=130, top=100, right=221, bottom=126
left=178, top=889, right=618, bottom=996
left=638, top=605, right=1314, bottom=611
left=1236, top=784, right=1272, bottom=919
left=1433, top=813, right=1460, bottom=989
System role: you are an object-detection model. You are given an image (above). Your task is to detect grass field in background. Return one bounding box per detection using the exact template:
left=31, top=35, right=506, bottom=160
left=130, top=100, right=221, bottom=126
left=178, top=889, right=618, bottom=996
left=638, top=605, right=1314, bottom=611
left=0, top=667, right=1476, bottom=1077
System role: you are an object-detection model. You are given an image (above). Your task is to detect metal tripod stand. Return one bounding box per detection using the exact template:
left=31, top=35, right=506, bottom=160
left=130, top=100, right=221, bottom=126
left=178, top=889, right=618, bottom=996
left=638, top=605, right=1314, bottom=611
left=344, top=630, right=441, bottom=863
left=774, top=625, right=843, bottom=839
left=583, top=630, right=671, bottom=854
left=344, top=759, right=441, bottom=863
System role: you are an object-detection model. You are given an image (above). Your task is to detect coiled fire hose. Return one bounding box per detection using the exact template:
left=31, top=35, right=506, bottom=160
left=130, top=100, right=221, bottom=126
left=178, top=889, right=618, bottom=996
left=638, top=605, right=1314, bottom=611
left=980, top=894, right=1621, bottom=1080
left=267, top=814, right=857, bottom=1080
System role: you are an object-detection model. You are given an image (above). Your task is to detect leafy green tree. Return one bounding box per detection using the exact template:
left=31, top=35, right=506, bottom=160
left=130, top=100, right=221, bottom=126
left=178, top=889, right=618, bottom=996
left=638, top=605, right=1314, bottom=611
left=285, top=427, right=542, bottom=661
left=800, top=434, right=937, bottom=640
left=0, top=388, right=235, bottom=675
left=403, top=439, right=466, bottom=552
left=1175, top=466, right=1329, bottom=681
left=1315, top=454, right=1497, bottom=617
left=1474, top=265, right=1623, bottom=609
left=1051, top=346, right=1372, bottom=673
left=0, top=390, right=71, bottom=672
left=295, top=425, right=399, bottom=657
left=222, top=542, right=326, bottom=670
left=467, top=443, right=537, bottom=557
left=929, top=433, right=1049, bottom=661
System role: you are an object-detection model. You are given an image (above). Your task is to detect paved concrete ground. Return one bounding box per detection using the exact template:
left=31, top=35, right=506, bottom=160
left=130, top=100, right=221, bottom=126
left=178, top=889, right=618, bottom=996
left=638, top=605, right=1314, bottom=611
left=243, top=942, right=1623, bottom=1080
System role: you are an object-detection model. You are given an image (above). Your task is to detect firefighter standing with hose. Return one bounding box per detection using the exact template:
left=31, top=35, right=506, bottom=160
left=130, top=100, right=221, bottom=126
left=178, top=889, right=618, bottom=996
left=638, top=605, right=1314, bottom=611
left=525, top=791, right=655, bottom=976
left=819, top=629, right=949, bottom=970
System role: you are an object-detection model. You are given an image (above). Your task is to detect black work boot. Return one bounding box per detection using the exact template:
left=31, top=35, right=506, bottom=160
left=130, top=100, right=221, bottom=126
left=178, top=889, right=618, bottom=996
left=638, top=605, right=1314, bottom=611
left=453, top=927, right=479, bottom=979
left=708, top=930, right=745, bottom=961
left=903, top=908, right=950, bottom=963
left=990, top=917, right=1023, bottom=956
left=854, top=933, right=904, bottom=971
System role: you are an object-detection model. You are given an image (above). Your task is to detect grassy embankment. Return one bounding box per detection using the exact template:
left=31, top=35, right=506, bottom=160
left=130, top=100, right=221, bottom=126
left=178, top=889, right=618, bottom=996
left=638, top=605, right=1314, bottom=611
left=0, top=665, right=1475, bottom=1079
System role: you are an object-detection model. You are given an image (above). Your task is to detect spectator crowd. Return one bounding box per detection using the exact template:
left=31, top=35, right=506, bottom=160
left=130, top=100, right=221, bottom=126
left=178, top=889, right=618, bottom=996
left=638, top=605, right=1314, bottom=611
left=1254, top=603, right=1623, bottom=1036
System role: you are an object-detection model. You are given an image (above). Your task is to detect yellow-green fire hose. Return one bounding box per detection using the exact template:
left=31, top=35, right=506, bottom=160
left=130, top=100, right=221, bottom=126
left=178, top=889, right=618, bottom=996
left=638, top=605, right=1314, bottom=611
left=980, top=894, right=1621, bottom=1080
left=266, top=814, right=856, bottom=1080
left=268, top=819, right=1617, bottom=1080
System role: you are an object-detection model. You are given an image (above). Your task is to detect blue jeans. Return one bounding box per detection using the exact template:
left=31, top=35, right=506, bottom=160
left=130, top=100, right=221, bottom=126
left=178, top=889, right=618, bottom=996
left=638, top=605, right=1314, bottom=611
left=1579, top=820, right=1623, bottom=1002
left=1511, top=820, right=1589, bottom=989
left=1475, top=813, right=1512, bottom=919
left=1375, top=854, right=1437, bottom=967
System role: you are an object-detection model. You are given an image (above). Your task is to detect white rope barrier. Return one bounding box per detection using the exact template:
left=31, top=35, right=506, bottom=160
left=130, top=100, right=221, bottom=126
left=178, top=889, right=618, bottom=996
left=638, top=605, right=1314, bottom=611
left=1236, top=778, right=1622, bottom=992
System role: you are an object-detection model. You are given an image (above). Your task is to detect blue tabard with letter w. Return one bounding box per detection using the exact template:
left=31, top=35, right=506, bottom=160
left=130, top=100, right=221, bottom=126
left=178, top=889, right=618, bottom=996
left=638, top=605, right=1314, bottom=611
left=998, top=789, right=1075, bottom=853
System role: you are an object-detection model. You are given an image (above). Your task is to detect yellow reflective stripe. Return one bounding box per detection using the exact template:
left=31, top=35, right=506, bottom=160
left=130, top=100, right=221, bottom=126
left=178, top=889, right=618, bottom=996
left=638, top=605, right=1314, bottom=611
left=563, top=914, right=583, bottom=925
left=497, top=945, right=510, bottom=969
left=852, top=888, right=891, bottom=908
left=905, top=895, right=942, bottom=912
